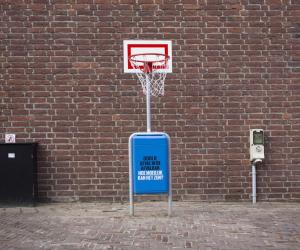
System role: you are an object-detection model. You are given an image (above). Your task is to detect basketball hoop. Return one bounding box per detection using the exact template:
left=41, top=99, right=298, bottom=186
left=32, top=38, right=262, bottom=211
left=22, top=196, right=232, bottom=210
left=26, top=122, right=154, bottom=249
left=129, top=53, right=169, bottom=97
left=125, top=41, right=173, bottom=216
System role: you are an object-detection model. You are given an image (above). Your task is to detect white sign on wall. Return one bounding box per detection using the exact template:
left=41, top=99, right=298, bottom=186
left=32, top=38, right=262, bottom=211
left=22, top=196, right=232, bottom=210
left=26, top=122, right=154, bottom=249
left=5, top=134, right=16, bottom=143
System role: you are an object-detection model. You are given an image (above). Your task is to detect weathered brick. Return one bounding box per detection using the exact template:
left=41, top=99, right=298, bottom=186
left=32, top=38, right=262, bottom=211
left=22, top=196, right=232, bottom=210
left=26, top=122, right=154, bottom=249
left=0, top=0, right=299, bottom=202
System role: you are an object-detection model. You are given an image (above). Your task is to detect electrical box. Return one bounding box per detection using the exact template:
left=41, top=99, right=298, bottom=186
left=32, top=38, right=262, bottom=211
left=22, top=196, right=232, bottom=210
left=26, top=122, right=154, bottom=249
left=250, top=129, right=264, bottom=161
left=0, top=143, right=38, bottom=204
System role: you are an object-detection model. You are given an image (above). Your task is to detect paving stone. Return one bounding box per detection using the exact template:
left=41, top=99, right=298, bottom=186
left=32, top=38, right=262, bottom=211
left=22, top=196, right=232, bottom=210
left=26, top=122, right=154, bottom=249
left=0, top=202, right=299, bottom=249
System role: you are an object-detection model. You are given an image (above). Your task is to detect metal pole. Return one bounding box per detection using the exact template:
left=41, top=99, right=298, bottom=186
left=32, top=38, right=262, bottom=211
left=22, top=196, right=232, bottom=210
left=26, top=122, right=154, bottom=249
left=252, top=164, right=256, bottom=204
left=146, top=74, right=151, bottom=133
left=251, top=159, right=262, bottom=204
left=129, top=135, right=134, bottom=216
left=167, top=134, right=172, bottom=217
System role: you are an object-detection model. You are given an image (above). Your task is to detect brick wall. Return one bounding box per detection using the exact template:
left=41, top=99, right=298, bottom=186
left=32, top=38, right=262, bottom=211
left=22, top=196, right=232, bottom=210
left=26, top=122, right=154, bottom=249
left=0, top=0, right=299, bottom=202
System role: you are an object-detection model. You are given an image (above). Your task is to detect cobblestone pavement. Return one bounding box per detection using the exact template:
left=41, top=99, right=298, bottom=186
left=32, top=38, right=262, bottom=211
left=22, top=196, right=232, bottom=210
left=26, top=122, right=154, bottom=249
left=0, top=202, right=299, bottom=250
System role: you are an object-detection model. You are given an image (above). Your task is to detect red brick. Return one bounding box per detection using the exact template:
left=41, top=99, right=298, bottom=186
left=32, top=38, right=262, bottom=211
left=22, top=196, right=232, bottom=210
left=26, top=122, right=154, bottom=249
left=0, top=1, right=298, bottom=203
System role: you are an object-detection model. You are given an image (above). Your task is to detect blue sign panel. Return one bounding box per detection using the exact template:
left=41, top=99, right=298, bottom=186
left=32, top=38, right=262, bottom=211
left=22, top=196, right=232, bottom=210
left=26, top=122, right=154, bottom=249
left=131, top=133, right=169, bottom=194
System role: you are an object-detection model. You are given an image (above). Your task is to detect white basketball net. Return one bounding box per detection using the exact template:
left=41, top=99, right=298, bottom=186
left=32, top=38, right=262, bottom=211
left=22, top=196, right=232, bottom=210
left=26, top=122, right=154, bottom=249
left=130, top=53, right=169, bottom=97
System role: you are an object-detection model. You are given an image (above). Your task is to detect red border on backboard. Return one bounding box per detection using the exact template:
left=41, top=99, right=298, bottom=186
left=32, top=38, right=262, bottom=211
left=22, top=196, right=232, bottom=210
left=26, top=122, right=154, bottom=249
left=127, top=44, right=169, bottom=70
left=123, top=40, right=172, bottom=73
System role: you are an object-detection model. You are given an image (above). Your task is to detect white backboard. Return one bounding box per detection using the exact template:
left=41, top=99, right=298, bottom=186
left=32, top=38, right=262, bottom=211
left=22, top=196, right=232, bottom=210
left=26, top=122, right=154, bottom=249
left=123, top=40, right=172, bottom=73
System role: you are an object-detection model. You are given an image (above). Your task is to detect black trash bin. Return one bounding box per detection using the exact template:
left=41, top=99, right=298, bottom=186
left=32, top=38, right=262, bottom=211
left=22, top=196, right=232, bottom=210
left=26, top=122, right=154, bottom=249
left=0, top=143, right=38, bottom=204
